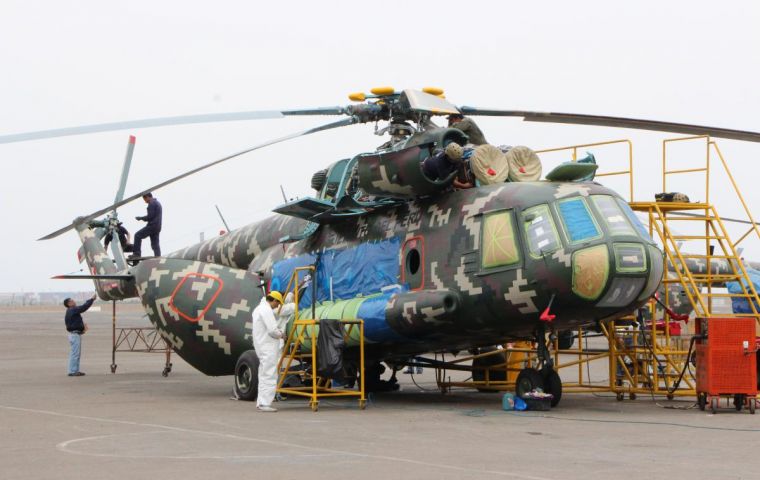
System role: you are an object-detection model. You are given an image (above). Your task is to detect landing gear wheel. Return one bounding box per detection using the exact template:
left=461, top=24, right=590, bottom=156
left=734, top=394, right=745, bottom=411
left=233, top=350, right=260, bottom=401
left=162, top=363, right=172, bottom=377
left=472, top=348, right=507, bottom=392
left=542, top=369, right=562, bottom=407
left=667, top=393, right=674, bottom=400
left=110, top=364, right=117, bottom=374
left=515, top=368, right=544, bottom=399
left=697, top=393, right=706, bottom=411
left=750, top=398, right=756, bottom=415
left=616, top=392, right=624, bottom=401
left=710, top=397, right=718, bottom=414
left=629, top=393, right=637, bottom=400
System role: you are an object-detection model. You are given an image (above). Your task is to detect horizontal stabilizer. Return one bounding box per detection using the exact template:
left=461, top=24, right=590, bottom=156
left=52, top=274, right=134, bottom=280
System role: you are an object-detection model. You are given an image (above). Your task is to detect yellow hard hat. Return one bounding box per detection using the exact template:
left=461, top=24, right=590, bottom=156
left=267, top=291, right=284, bottom=304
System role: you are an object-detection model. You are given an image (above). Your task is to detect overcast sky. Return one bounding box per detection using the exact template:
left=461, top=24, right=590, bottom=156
left=1, top=1, right=759, bottom=292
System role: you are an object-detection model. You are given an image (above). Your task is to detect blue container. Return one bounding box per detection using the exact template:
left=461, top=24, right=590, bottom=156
left=502, top=392, right=516, bottom=411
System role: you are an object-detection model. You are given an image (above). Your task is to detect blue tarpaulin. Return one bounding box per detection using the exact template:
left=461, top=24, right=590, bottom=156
left=726, top=267, right=760, bottom=313
left=270, top=238, right=401, bottom=309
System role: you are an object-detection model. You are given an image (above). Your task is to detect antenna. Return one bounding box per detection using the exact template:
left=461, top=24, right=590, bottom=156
left=214, top=204, right=231, bottom=232
left=280, top=185, right=288, bottom=203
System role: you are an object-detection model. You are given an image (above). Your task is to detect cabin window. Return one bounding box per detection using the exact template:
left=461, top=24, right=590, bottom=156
left=521, top=204, right=561, bottom=258
left=481, top=210, right=520, bottom=269
left=557, top=197, right=602, bottom=244
left=591, top=195, right=635, bottom=236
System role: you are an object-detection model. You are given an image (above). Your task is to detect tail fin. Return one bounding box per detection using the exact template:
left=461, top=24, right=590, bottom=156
left=74, top=219, right=137, bottom=300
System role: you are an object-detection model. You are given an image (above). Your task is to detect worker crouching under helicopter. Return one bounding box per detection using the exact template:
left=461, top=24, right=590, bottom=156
left=251, top=290, right=295, bottom=412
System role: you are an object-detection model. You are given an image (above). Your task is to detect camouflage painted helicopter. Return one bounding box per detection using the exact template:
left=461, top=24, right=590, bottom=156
left=9, top=87, right=760, bottom=404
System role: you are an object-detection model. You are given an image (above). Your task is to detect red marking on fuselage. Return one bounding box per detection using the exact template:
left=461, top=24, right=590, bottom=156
left=168, top=273, right=224, bottom=322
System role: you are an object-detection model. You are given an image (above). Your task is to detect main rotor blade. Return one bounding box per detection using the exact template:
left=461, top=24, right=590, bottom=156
left=38, top=116, right=357, bottom=240
left=114, top=135, right=136, bottom=206
left=458, top=107, right=760, bottom=143
left=0, top=107, right=345, bottom=144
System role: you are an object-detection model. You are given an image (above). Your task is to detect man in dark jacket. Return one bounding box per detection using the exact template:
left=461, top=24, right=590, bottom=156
left=64, top=294, right=96, bottom=376
left=132, top=192, right=162, bottom=258
left=103, top=222, right=132, bottom=252
left=447, top=114, right=488, bottom=145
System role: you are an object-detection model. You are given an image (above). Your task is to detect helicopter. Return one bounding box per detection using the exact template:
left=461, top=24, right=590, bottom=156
left=9, top=87, right=760, bottom=405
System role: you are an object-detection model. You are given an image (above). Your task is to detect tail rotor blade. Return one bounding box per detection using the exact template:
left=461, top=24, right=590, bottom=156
left=39, top=116, right=357, bottom=241
left=114, top=136, right=136, bottom=206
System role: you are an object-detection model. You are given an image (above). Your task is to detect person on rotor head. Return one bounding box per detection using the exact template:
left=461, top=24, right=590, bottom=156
left=251, top=290, right=295, bottom=412
left=447, top=113, right=488, bottom=146
left=131, top=193, right=162, bottom=258
left=103, top=221, right=133, bottom=253
left=422, top=143, right=474, bottom=189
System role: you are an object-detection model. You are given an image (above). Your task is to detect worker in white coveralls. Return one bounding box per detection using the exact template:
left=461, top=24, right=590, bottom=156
left=251, top=290, right=295, bottom=412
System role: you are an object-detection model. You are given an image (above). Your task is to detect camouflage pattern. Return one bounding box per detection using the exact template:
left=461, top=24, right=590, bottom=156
left=357, top=145, right=450, bottom=198
left=78, top=169, right=668, bottom=375
left=75, top=220, right=137, bottom=300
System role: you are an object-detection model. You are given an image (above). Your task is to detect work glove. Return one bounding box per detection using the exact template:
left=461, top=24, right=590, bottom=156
left=135, top=216, right=143, bottom=221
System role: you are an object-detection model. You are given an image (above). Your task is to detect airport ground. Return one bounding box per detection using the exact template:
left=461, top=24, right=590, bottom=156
left=1, top=305, right=759, bottom=480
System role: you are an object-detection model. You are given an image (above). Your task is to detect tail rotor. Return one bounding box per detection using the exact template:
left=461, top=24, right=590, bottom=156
left=77, top=135, right=136, bottom=268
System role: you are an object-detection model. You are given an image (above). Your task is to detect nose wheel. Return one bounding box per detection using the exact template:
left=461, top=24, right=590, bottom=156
left=515, top=323, right=563, bottom=407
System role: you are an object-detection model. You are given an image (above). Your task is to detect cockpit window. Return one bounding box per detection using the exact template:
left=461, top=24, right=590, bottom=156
left=481, top=210, right=520, bottom=269
left=521, top=205, right=561, bottom=257
left=556, top=197, right=602, bottom=244
left=615, top=198, right=653, bottom=242
left=591, top=195, right=635, bottom=236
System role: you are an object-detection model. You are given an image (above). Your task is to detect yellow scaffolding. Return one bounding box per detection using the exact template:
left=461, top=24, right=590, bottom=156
left=436, top=135, right=760, bottom=401
left=275, top=266, right=366, bottom=411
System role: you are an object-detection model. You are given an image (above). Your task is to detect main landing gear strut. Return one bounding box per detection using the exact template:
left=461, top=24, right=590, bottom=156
left=515, top=323, right=562, bottom=407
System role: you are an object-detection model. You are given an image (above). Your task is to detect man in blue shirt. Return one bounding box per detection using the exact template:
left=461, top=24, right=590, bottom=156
left=132, top=192, right=163, bottom=258
left=63, top=294, right=97, bottom=376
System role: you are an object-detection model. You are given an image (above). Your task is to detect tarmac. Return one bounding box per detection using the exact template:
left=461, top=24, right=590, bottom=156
left=1, top=305, right=759, bottom=480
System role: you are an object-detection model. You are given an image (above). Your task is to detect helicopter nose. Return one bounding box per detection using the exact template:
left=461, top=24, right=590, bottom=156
left=571, top=242, right=656, bottom=306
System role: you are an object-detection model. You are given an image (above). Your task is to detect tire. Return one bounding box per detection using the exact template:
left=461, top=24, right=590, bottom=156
left=543, top=369, right=562, bottom=407
left=734, top=395, right=744, bottom=411
left=515, top=368, right=544, bottom=399
left=472, top=347, right=507, bottom=392
left=234, top=350, right=260, bottom=401
left=710, top=397, right=718, bottom=414
left=697, top=393, right=706, bottom=411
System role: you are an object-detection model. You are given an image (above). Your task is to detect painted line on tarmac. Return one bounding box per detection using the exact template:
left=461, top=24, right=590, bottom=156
left=0, top=404, right=555, bottom=480
left=58, top=430, right=343, bottom=460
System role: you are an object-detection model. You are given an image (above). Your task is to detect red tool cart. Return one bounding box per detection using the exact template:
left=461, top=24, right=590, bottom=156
left=695, top=317, right=757, bottom=414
